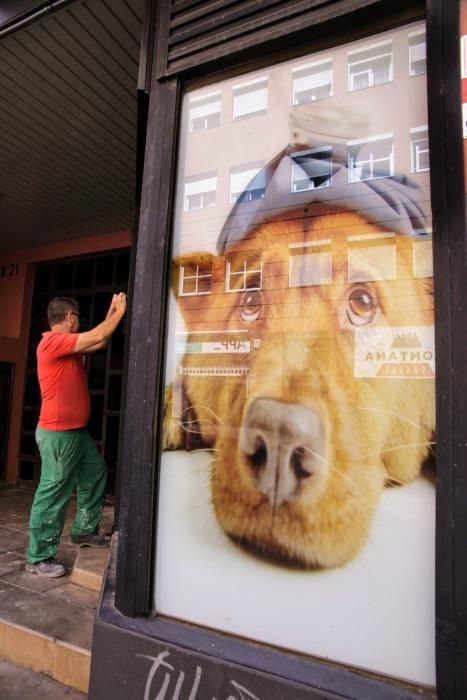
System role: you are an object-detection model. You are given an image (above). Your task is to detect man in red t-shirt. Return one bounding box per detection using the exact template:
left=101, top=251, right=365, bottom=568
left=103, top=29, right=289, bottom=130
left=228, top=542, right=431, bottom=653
left=25, top=293, right=126, bottom=578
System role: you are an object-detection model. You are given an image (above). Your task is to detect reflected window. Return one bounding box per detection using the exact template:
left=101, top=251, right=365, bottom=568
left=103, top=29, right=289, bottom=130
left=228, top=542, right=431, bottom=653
left=292, top=59, right=332, bottom=104
left=413, top=230, right=433, bottom=278
left=188, top=92, right=221, bottom=132
left=409, top=31, right=426, bottom=76
left=348, top=134, right=394, bottom=182
left=232, top=78, right=268, bottom=120
left=289, top=240, right=332, bottom=287
left=226, top=255, right=262, bottom=292
left=184, top=174, right=217, bottom=211
left=462, top=35, right=467, bottom=78
left=348, top=41, right=393, bottom=91
left=291, top=147, right=332, bottom=192
left=410, top=127, right=429, bottom=173
left=230, top=164, right=266, bottom=203
left=348, top=233, right=396, bottom=282
left=179, top=263, right=213, bottom=296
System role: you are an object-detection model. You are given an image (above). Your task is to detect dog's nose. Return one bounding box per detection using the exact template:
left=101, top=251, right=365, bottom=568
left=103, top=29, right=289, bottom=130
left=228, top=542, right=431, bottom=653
left=240, top=398, right=325, bottom=508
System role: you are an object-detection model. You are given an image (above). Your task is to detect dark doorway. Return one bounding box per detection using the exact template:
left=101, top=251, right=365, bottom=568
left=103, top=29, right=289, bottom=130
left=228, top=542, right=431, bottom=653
left=19, top=249, right=130, bottom=494
left=0, top=362, right=15, bottom=482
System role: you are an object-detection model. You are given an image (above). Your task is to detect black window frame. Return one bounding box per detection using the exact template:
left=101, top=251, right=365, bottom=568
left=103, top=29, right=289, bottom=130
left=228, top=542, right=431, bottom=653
left=108, top=0, right=467, bottom=698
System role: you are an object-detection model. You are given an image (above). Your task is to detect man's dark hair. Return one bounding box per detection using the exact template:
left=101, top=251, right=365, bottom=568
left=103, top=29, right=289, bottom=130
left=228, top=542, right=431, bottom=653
left=47, top=297, right=79, bottom=327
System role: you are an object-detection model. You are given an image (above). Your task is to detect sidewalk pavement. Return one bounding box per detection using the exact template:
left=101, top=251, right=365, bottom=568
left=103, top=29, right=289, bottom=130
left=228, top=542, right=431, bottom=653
left=0, top=657, right=86, bottom=699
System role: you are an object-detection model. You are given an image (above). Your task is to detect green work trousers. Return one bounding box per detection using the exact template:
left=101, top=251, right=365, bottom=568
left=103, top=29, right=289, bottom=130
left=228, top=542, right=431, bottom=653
left=27, top=427, right=107, bottom=564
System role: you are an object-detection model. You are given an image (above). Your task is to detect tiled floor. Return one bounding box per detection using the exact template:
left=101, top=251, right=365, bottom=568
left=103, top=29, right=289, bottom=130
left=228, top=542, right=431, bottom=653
left=0, top=482, right=114, bottom=694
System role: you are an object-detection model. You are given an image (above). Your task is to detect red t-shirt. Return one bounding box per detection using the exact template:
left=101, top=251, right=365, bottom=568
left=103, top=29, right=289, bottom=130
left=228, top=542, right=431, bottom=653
left=37, top=332, right=90, bottom=430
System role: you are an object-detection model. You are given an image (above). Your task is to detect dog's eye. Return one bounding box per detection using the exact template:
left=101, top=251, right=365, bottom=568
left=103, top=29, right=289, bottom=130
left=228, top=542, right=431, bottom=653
left=239, top=291, right=262, bottom=322
left=346, top=286, right=378, bottom=326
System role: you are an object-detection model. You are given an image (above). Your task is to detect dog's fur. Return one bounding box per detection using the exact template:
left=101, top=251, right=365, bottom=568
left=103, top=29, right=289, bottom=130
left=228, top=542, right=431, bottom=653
left=164, top=210, right=435, bottom=569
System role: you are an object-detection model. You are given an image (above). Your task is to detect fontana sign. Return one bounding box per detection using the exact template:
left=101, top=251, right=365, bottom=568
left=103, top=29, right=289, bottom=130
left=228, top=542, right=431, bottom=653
left=354, top=326, right=435, bottom=378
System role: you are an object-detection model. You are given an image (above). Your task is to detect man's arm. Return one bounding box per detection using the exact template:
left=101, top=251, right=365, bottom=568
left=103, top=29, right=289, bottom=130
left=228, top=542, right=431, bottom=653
left=74, top=293, right=127, bottom=354
left=81, top=338, right=109, bottom=354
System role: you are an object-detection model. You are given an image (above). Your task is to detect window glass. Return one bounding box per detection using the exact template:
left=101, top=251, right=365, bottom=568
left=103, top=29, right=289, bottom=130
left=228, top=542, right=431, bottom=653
left=233, top=78, right=268, bottom=119
left=229, top=164, right=265, bottom=203
left=413, top=234, right=433, bottom=278
left=409, top=31, right=427, bottom=76
left=158, top=21, right=435, bottom=688
left=289, top=240, right=332, bottom=286
left=184, top=174, right=217, bottom=211
left=226, top=254, right=262, bottom=292
left=348, top=233, right=396, bottom=281
left=348, top=134, right=394, bottom=182
left=189, top=92, right=222, bottom=132
left=292, top=59, right=333, bottom=103
left=410, top=127, right=430, bottom=172
left=291, top=147, right=333, bottom=191
left=179, top=263, right=213, bottom=296
left=348, top=41, right=393, bottom=90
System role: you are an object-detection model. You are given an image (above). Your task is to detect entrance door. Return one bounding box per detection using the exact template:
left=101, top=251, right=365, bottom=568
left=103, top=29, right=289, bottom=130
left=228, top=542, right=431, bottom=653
left=0, top=362, right=14, bottom=482
left=19, top=249, right=130, bottom=494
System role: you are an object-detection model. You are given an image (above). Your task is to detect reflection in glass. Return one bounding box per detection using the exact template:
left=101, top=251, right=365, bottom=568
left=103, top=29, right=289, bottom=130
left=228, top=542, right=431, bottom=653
left=413, top=236, right=433, bottom=278
left=158, top=21, right=435, bottom=686
left=184, top=174, right=217, bottom=211
left=348, top=41, right=393, bottom=90
left=232, top=78, right=268, bottom=119
left=179, top=264, right=213, bottom=296
left=409, top=31, right=427, bottom=76
left=348, top=134, right=394, bottom=182
left=289, top=241, right=332, bottom=286
left=410, top=127, right=430, bottom=173
left=291, top=147, right=332, bottom=191
left=348, top=233, right=396, bottom=282
left=189, top=92, right=222, bottom=132
left=226, top=255, right=262, bottom=292
left=292, top=60, right=333, bottom=104
left=230, top=164, right=265, bottom=203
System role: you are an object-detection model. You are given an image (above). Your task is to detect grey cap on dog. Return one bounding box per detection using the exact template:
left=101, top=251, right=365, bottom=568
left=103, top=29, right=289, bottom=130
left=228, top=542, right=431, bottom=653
left=217, top=106, right=431, bottom=254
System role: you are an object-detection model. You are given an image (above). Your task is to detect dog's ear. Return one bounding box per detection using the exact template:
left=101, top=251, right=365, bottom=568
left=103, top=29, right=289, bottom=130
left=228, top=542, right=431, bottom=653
left=171, top=252, right=214, bottom=299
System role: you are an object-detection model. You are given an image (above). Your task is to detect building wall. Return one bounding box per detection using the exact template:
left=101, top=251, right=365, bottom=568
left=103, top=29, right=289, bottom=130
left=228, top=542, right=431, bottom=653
left=0, top=228, right=131, bottom=482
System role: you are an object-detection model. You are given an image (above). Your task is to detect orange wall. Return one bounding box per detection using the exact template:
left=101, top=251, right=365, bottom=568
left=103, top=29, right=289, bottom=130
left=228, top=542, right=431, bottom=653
left=0, top=229, right=131, bottom=339
left=0, top=229, right=131, bottom=482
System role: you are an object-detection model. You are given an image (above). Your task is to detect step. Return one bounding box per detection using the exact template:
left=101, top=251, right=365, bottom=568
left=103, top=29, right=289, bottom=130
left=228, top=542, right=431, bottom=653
left=0, top=485, right=113, bottom=693
left=0, top=656, right=86, bottom=699
left=0, top=576, right=94, bottom=693
left=71, top=543, right=110, bottom=592
left=0, top=541, right=111, bottom=693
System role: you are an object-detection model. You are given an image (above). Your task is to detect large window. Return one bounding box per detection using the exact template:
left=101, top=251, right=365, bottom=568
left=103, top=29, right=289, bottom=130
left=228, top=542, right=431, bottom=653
left=184, top=174, right=217, bottom=211
left=188, top=92, right=221, bottom=132
left=409, top=31, right=427, bottom=76
left=232, top=78, right=268, bottom=119
left=161, top=21, right=435, bottom=690
left=291, top=147, right=332, bottom=191
left=348, top=41, right=393, bottom=90
left=348, top=134, right=394, bottom=182
left=410, top=127, right=430, bottom=173
left=292, top=59, right=332, bottom=104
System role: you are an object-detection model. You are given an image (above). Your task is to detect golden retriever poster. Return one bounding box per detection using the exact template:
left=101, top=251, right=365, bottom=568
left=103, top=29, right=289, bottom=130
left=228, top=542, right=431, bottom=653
left=156, top=22, right=436, bottom=687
